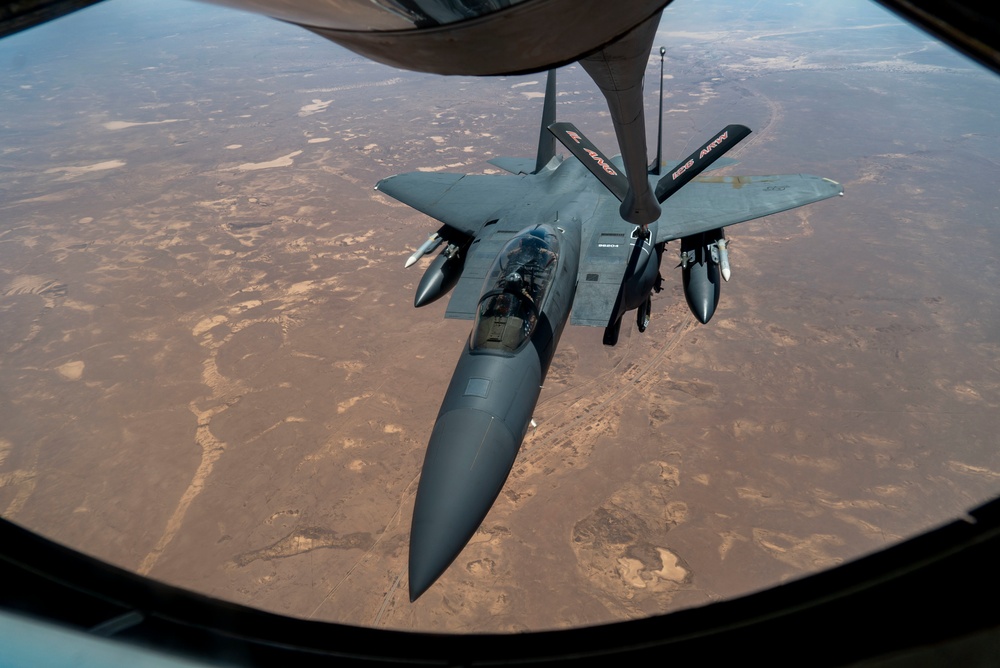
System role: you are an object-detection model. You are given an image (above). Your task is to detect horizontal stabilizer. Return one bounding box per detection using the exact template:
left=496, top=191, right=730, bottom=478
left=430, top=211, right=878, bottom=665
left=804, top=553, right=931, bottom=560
left=548, top=121, right=628, bottom=201
left=655, top=124, right=751, bottom=203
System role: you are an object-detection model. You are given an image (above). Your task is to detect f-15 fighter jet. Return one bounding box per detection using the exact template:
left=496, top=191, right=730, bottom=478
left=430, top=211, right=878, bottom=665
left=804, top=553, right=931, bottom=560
left=377, top=38, right=842, bottom=601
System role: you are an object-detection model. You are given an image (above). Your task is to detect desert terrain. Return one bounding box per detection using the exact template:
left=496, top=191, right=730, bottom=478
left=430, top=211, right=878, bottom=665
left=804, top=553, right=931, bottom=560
left=1, top=0, right=998, bottom=632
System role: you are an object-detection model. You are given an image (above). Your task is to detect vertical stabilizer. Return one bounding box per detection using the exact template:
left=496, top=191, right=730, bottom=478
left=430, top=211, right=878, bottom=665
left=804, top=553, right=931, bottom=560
left=533, top=69, right=558, bottom=173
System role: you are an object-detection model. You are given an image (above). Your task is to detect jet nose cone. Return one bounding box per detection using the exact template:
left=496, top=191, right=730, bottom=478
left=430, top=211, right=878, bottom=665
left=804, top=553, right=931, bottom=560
left=408, top=408, right=519, bottom=600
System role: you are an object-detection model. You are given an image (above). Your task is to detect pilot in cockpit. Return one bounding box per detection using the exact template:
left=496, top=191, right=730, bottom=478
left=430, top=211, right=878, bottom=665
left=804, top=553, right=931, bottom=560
left=510, top=229, right=556, bottom=270
left=504, top=270, right=534, bottom=307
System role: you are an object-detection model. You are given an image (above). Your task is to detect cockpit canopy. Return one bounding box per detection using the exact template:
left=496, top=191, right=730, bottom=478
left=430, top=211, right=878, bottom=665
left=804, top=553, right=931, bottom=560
left=471, top=225, right=560, bottom=354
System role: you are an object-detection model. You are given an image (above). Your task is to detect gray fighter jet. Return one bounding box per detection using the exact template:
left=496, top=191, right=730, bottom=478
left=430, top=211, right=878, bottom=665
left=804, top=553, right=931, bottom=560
left=377, top=43, right=842, bottom=601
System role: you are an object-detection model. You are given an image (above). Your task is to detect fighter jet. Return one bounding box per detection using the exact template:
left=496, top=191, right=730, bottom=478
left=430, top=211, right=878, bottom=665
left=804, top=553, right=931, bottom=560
left=377, top=46, right=842, bottom=600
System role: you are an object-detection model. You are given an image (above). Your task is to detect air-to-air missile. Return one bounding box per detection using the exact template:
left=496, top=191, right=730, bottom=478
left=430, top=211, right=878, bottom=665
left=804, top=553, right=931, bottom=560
left=717, top=234, right=732, bottom=282
left=404, top=232, right=444, bottom=269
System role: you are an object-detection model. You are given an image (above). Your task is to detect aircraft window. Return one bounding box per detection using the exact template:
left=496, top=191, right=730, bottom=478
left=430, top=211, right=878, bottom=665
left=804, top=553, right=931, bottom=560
left=471, top=225, right=559, bottom=353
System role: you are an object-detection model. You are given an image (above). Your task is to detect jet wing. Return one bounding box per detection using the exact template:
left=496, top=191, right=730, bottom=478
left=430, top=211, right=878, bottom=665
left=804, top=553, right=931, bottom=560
left=571, top=173, right=842, bottom=328
left=375, top=172, right=530, bottom=238
left=376, top=171, right=544, bottom=321
left=487, top=157, right=536, bottom=175
left=655, top=174, right=842, bottom=243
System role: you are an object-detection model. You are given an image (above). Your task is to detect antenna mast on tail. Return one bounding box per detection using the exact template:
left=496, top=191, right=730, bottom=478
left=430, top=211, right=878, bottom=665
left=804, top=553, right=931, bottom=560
left=652, top=46, right=665, bottom=176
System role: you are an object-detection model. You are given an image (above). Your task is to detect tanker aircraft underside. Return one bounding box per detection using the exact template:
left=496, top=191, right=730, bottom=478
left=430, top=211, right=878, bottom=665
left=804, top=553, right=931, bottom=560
left=376, top=20, right=843, bottom=600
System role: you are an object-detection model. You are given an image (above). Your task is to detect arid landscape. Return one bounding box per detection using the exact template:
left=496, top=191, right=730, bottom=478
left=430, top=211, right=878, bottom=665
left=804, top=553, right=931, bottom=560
left=1, top=0, right=998, bottom=632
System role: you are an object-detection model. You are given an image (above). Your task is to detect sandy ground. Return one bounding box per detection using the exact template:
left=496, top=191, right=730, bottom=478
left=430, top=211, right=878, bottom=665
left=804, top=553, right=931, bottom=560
left=1, top=0, right=998, bottom=633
